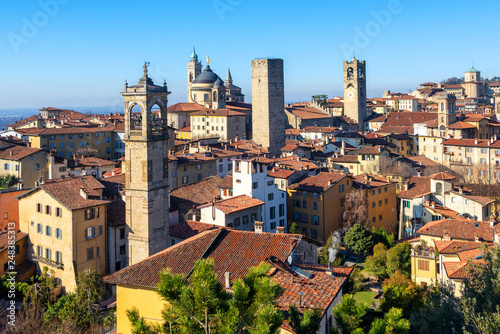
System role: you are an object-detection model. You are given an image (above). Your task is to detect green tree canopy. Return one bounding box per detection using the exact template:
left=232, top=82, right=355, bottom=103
left=344, top=224, right=375, bottom=256
left=386, top=242, right=411, bottom=277
left=365, top=243, right=388, bottom=280
left=380, top=271, right=424, bottom=318
left=289, top=222, right=300, bottom=234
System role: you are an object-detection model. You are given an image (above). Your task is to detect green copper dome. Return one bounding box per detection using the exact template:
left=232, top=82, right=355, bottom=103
left=466, top=64, right=479, bottom=72
left=190, top=47, right=198, bottom=61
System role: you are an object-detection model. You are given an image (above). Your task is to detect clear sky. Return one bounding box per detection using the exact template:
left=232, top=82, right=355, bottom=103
left=1, top=0, right=499, bottom=110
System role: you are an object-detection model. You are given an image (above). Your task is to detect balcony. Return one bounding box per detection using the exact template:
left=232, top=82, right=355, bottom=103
left=411, top=248, right=436, bottom=259
left=32, top=254, right=64, bottom=269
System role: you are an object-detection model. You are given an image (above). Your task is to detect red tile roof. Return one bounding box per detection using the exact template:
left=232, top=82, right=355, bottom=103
left=429, top=172, right=456, bottom=181
left=197, top=195, right=264, bottom=214
left=447, top=121, right=476, bottom=129
left=0, top=230, right=27, bottom=252
left=167, top=103, right=206, bottom=112
left=285, top=106, right=332, bottom=120
left=398, top=176, right=431, bottom=199
left=269, top=257, right=352, bottom=317
left=434, top=240, right=483, bottom=254
left=288, top=171, right=348, bottom=193
left=170, top=220, right=220, bottom=239
left=0, top=146, right=44, bottom=161
left=267, top=168, right=296, bottom=179
left=103, top=228, right=303, bottom=287
left=170, top=176, right=223, bottom=213
left=16, top=176, right=109, bottom=211
left=417, top=219, right=497, bottom=242
left=190, top=108, right=246, bottom=117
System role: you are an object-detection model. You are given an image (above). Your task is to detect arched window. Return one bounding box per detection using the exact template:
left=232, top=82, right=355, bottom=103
left=440, top=102, right=445, bottom=111
left=436, top=182, right=442, bottom=195
left=347, top=67, right=353, bottom=78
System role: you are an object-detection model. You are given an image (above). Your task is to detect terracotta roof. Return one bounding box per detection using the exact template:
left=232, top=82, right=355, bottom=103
left=423, top=203, right=460, bottom=220
left=269, top=257, right=352, bottom=317
left=75, top=157, right=116, bottom=167
left=170, top=221, right=220, bottom=239
left=434, top=240, right=483, bottom=254
left=456, top=247, right=486, bottom=261
left=167, top=103, right=206, bottom=112
left=16, top=176, right=109, bottom=211
left=447, top=121, right=476, bottom=129
left=281, top=145, right=301, bottom=152
left=22, top=125, right=116, bottom=136
left=330, top=154, right=359, bottom=163
left=398, top=176, right=431, bottom=199
left=459, top=193, right=496, bottom=206
left=0, top=230, right=27, bottom=252
left=406, top=155, right=440, bottom=167
left=443, top=261, right=470, bottom=279
left=417, top=219, right=497, bottom=242
left=267, top=168, right=295, bottom=179
left=353, top=174, right=393, bottom=188
left=197, top=195, right=264, bottom=214
left=301, top=126, right=337, bottom=133
left=285, top=106, right=332, bottom=120
left=288, top=172, right=347, bottom=193
left=429, top=172, right=456, bottom=181
left=0, top=146, right=44, bottom=161
left=285, top=129, right=301, bottom=135
left=103, top=228, right=302, bottom=287
left=275, top=157, right=319, bottom=171
left=170, top=176, right=223, bottom=213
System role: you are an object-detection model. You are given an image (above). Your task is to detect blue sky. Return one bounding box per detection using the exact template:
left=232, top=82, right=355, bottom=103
left=1, top=0, right=499, bottom=109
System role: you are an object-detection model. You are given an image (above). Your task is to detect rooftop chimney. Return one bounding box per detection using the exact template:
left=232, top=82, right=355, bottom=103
left=459, top=187, right=463, bottom=195
left=9, top=151, right=13, bottom=156
left=224, top=272, right=231, bottom=289
left=490, top=215, right=496, bottom=228
left=443, top=229, right=451, bottom=241
left=276, top=226, right=285, bottom=234
left=475, top=235, right=480, bottom=242
left=254, top=221, right=264, bottom=234
left=80, top=187, right=88, bottom=199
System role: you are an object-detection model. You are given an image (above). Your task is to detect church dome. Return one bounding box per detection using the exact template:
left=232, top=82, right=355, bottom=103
left=214, top=78, right=224, bottom=87
left=192, top=65, right=220, bottom=84
left=466, top=65, right=479, bottom=73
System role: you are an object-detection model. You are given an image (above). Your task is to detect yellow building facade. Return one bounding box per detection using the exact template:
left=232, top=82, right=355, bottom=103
left=17, top=176, right=108, bottom=292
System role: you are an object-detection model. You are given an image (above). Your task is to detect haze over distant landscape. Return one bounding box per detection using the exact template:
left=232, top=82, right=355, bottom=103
left=1, top=0, right=499, bottom=109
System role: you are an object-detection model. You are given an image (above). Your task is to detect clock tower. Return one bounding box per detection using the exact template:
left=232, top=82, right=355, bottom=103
left=122, top=62, right=171, bottom=265
left=343, top=57, right=367, bottom=131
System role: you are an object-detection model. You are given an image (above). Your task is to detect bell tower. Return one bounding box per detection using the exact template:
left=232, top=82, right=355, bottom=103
left=343, top=57, right=367, bottom=131
left=187, top=47, right=202, bottom=102
left=122, top=62, right=171, bottom=265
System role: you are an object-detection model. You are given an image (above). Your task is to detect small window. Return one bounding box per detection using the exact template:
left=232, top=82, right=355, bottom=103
left=267, top=180, right=274, bottom=186
left=234, top=217, right=241, bottom=227
left=46, top=226, right=52, bottom=237
left=37, top=203, right=42, bottom=213
left=252, top=182, right=258, bottom=189
left=119, top=228, right=125, bottom=239
left=96, top=247, right=100, bottom=258
left=46, top=248, right=52, bottom=260
left=56, top=228, right=62, bottom=239
left=45, top=205, right=51, bottom=215
left=55, top=207, right=62, bottom=218
left=87, top=247, right=94, bottom=261
left=268, top=193, right=274, bottom=201
left=97, top=225, right=103, bottom=237
left=119, top=245, right=126, bottom=255
left=37, top=224, right=43, bottom=234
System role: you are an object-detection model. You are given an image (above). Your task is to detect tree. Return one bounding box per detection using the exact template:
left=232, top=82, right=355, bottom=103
left=289, top=222, right=300, bottom=234
left=331, top=294, right=368, bottom=334
left=409, top=282, right=463, bottom=334
left=344, top=224, right=374, bottom=256
left=44, top=268, right=104, bottom=329
left=0, top=175, right=18, bottom=189
left=311, top=94, right=328, bottom=107
left=342, top=190, right=368, bottom=230
left=372, top=227, right=395, bottom=248
left=440, top=76, right=463, bottom=85
left=380, top=271, right=424, bottom=318
left=344, top=267, right=366, bottom=294
left=365, top=243, right=388, bottom=280
left=368, top=308, right=410, bottom=334
left=129, top=259, right=284, bottom=334
left=386, top=242, right=411, bottom=277
left=288, top=305, right=322, bottom=334
left=461, top=245, right=500, bottom=333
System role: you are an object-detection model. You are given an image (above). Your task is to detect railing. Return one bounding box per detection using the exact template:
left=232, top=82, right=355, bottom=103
left=411, top=249, right=436, bottom=258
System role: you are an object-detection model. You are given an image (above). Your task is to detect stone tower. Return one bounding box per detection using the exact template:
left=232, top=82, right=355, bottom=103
left=251, top=58, right=285, bottom=158
left=436, top=93, right=457, bottom=136
left=187, top=47, right=202, bottom=101
left=343, top=57, right=367, bottom=131
left=212, top=78, right=226, bottom=109
left=122, top=62, right=170, bottom=265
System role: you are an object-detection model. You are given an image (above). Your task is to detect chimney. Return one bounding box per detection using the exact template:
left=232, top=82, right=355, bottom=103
left=490, top=215, right=496, bottom=228
left=9, top=150, right=13, bottom=156
left=443, top=229, right=451, bottom=241
left=340, top=140, right=346, bottom=156
left=224, top=272, right=231, bottom=289
left=404, top=181, right=409, bottom=191
left=459, top=187, right=463, bottom=195
left=425, top=200, right=431, bottom=206
left=299, top=291, right=303, bottom=308
left=254, top=221, right=264, bottom=234
left=475, top=235, right=480, bottom=242
left=475, top=139, right=478, bottom=145
left=431, top=202, right=436, bottom=210
left=80, top=187, right=88, bottom=199
left=276, top=226, right=285, bottom=234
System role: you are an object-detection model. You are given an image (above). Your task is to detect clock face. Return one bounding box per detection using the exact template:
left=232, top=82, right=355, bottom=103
left=347, top=91, right=354, bottom=99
